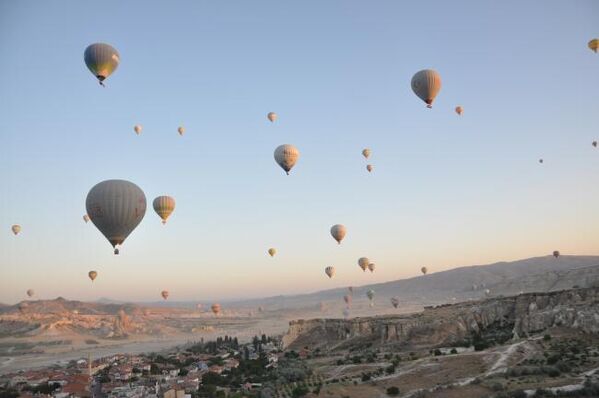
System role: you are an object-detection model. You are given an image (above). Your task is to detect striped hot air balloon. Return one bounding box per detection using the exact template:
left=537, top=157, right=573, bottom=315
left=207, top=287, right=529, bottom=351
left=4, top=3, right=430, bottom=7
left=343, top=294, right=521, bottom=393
left=153, top=196, right=176, bottom=224
left=411, top=69, right=442, bottom=108
left=84, top=43, right=120, bottom=86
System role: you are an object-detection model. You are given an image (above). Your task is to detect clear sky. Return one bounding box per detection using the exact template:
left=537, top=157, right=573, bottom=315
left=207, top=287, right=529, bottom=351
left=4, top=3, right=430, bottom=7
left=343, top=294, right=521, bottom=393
left=1, top=1, right=598, bottom=304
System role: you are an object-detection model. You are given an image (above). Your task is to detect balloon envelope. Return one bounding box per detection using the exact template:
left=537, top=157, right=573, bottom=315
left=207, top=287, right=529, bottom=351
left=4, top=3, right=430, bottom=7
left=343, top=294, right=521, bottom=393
left=325, top=266, right=335, bottom=279
left=390, top=297, right=399, bottom=308
left=455, top=106, right=463, bottom=115
left=26, top=289, right=34, bottom=297
left=88, top=271, right=98, bottom=281
left=83, top=214, right=90, bottom=223
left=274, top=144, right=300, bottom=175
left=589, top=39, right=599, bottom=53
left=330, top=224, right=346, bottom=244
left=153, top=196, right=175, bottom=224
left=411, top=69, right=442, bottom=108
left=421, top=266, right=428, bottom=275
left=366, top=164, right=373, bottom=173
left=134, top=125, right=142, bottom=135
left=211, top=303, right=221, bottom=315
left=362, top=148, right=371, bottom=159
left=358, top=257, right=369, bottom=272
left=11, top=225, right=21, bottom=235
left=178, top=126, right=185, bottom=136
left=553, top=250, right=560, bottom=258
left=268, top=248, right=276, bottom=257
left=267, top=112, right=277, bottom=122
left=86, top=180, right=147, bottom=254
left=84, top=43, right=120, bottom=84
left=161, top=290, right=169, bottom=300
left=368, top=263, right=376, bottom=273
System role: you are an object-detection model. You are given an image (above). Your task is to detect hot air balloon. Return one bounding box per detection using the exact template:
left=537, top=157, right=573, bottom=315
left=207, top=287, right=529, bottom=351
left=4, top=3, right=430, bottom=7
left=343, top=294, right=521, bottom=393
left=267, top=112, right=277, bottom=122
left=484, top=289, right=490, bottom=297
left=26, top=289, right=34, bottom=298
left=134, top=125, right=142, bottom=135
left=88, top=271, right=98, bottom=282
left=593, top=141, right=597, bottom=148
left=390, top=297, right=399, bottom=309
left=11, top=225, right=21, bottom=235
left=589, top=39, right=599, bottom=53
left=343, top=294, right=352, bottom=306
left=325, top=266, right=335, bottom=279
left=539, top=158, right=544, bottom=164
left=274, top=144, right=300, bottom=175
left=455, top=106, right=463, bottom=115
left=83, top=214, right=90, bottom=223
left=153, top=196, right=175, bottom=224
left=368, top=263, right=376, bottom=273
left=86, top=180, right=147, bottom=254
left=367, top=289, right=375, bottom=306
left=343, top=308, right=350, bottom=319
left=348, top=286, right=353, bottom=295
left=362, top=148, right=371, bottom=159
left=421, top=266, right=428, bottom=275
left=330, top=224, right=346, bottom=244
left=366, top=164, right=373, bottom=173
left=358, top=257, right=369, bottom=272
left=161, top=290, right=169, bottom=300
left=268, top=248, right=276, bottom=257
left=211, top=303, right=221, bottom=316
left=84, top=43, right=120, bottom=86
left=411, top=69, right=442, bottom=108
left=178, top=126, right=185, bottom=136
left=553, top=250, right=560, bottom=259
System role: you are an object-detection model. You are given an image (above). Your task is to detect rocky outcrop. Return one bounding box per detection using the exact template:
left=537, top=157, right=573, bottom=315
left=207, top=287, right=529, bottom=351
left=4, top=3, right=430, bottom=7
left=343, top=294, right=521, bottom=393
left=282, top=287, right=599, bottom=350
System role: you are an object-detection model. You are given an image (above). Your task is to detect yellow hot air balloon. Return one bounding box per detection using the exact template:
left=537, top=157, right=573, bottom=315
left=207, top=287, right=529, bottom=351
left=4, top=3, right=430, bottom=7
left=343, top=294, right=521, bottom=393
left=84, top=43, right=120, bottom=86
left=589, top=39, right=599, bottom=53
left=134, top=125, right=142, bottom=135
left=368, top=263, right=376, bottom=273
left=178, top=126, right=185, bottom=136
left=325, top=266, right=335, bottom=279
left=421, top=266, right=428, bottom=275
left=455, top=106, right=463, bottom=115
left=330, top=224, right=346, bottom=244
left=161, top=290, right=169, bottom=300
left=411, top=69, right=442, bottom=108
left=26, top=289, right=34, bottom=298
left=88, top=271, right=98, bottom=282
left=211, top=303, right=221, bottom=316
left=268, top=248, right=276, bottom=257
left=362, top=148, right=371, bottom=159
left=267, top=112, right=277, bottom=122
left=83, top=214, right=90, bottom=223
left=358, top=257, right=369, bottom=272
left=11, top=225, right=21, bottom=235
left=274, top=144, right=300, bottom=175
left=153, top=196, right=176, bottom=224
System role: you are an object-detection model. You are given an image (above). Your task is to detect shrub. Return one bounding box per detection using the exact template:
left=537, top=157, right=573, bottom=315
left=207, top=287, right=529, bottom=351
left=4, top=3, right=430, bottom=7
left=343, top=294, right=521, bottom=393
left=543, top=334, right=551, bottom=341
left=361, top=373, right=371, bottom=382
left=450, top=348, right=458, bottom=354
left=386, top=386, right=400, bottom=396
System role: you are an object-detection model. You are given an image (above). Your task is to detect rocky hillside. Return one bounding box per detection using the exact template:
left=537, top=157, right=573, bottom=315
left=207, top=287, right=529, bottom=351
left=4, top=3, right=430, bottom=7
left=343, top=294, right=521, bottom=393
left=283, top=287, right=599, bottom=350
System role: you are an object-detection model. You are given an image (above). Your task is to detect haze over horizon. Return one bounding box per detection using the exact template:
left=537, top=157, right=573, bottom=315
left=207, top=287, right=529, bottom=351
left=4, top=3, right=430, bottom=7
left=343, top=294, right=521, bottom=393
left=1, top=1, right=598, bottom=304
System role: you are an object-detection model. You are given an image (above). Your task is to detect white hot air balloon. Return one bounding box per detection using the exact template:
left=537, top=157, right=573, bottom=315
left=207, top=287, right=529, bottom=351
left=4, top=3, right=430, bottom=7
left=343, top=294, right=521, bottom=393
left=325, top=266, right=335, bottom=279
left=411, top=69, right=442, bottom=108
left=330, top=224, right=346, bottom=245
left=274, top=144, right=300, bottom=175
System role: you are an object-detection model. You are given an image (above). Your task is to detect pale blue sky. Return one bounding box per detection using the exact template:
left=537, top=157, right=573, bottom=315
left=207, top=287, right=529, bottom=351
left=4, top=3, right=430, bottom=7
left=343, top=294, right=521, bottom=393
left=1, top=1, right=598, bottom=303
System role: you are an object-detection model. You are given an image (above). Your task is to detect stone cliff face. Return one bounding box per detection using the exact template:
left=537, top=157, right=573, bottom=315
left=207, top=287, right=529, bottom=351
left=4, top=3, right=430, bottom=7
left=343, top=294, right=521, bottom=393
left=282, top=287, right=599, bottom=350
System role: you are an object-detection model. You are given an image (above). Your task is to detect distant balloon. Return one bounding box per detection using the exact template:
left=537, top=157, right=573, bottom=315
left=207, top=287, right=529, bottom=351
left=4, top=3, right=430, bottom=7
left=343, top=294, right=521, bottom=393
left=343, top=294, right=352, bottom=306
left=593, top=141, right=597, bottom=148
left=390, top=297, right=399, bottom=309
left=589, top=39, right=599, bottom=53
left=411, top=69, right=442, bottom=108
left=362, top=148, right=371, bottom=159
left=268, top=248, right=276, bottom=257
left=330, top=224, right=346, bottom=244
left=325, top=266, right=336, bottom=279
left=84, top=43, right=120, bottom=86
left=88, top=271, right=98, bottom=282
left=153, top=196, right=176, bottom=224
left=161, top=290, right=169, bottom=300
left=86, top=180, right=147, bottom=255
left=178, top=126, right=185, bottom=136
left=348, top=286, right=353, bottom=295
left=553, top=250, right=560, bottom=259
left=211, top=303, right=221, bottom=316
left=484, top=289, right=491, bottom=296
left=134, top=125, right=142, bottom=135
left=366, top=289, right=375, bottom=306
left=11, top=225, right=21, bottom=235
left=358, top=257, right=369, bottom=272
left=274, top=144, right=300, bottom=175
left=421, top=266, right=428, bottom=275
left=267, top=112, right=277, bottom=123
left=455, top=106, right=463, bottom=115
left=366, top=164, right=373, bottom=173
left=539, top=158, right=544, bottom=164
left=26, top=289, right=34, bottom=298
left=83, top=214, right=90, bottom=223
left=368, top=263, right=376, bottom=273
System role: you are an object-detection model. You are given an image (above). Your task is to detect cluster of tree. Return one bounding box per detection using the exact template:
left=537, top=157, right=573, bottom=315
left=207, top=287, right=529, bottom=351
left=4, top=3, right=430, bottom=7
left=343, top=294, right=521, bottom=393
left=189, top=335, right=240, bottom=354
